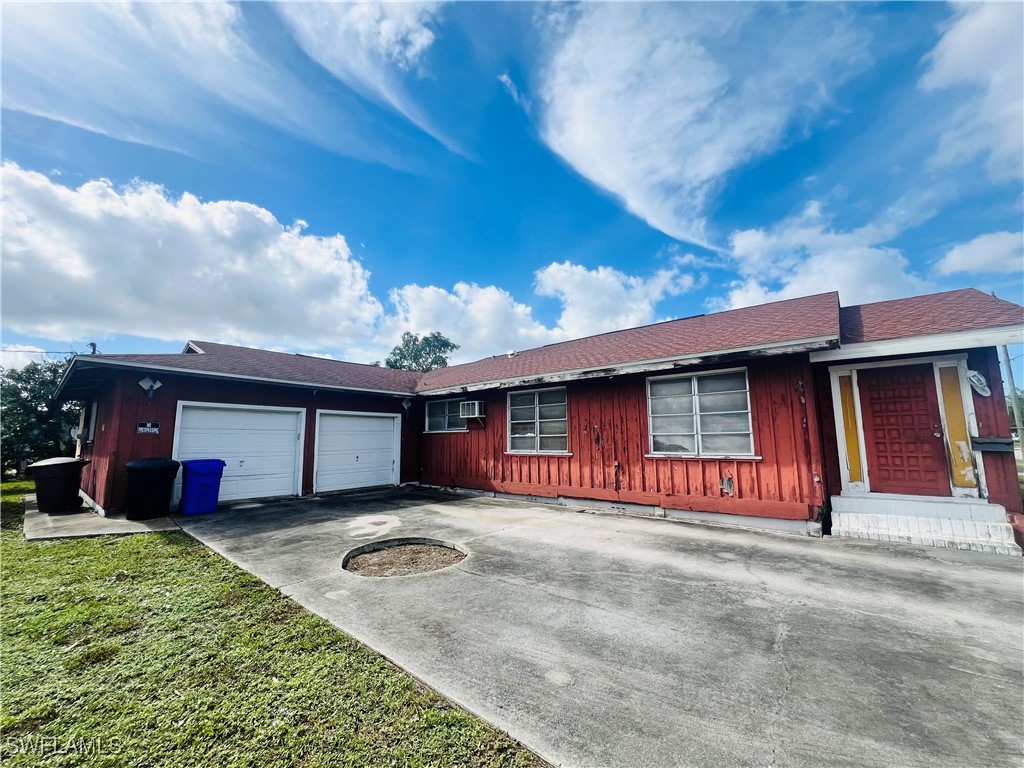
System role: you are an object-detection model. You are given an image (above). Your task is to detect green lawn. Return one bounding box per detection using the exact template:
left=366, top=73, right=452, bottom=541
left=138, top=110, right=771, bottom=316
left=0, top=481, right=543, bottom=768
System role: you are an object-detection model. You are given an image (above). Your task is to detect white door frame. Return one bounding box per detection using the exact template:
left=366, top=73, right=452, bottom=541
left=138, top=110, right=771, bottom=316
left=171, top=400, right=306, bottom=499
left=312, top=409, right=402, bottom=493
left=827, top=355, right=985, bottom=500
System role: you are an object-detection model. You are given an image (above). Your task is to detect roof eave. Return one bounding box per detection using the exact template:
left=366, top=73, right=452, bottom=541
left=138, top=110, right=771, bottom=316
left=52, top=356, right=417, bottom=400
left=809, top=324, right=1024, bottom=363
left=51, top=355, right=92, bottom=403
left=418, top=334, right=840, bottom=396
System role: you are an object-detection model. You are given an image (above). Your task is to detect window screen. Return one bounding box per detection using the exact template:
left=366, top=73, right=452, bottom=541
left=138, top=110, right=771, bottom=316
left=648, top=370, right=753, bottom=456
left=508, top=388, right=568, bottom=453
left=425, top=399, right=467, bottom=432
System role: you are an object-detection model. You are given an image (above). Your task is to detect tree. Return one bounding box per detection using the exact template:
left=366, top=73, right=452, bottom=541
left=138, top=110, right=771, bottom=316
left=384, top=332, right=459, bottom=372
left=0, top=359, right=79, bottom=474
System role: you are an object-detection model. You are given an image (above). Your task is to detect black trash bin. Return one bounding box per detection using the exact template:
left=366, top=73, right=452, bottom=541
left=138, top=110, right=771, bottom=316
left=124, top=459, right=181, bottom=521
left=26, top=457, right=91, bottom=514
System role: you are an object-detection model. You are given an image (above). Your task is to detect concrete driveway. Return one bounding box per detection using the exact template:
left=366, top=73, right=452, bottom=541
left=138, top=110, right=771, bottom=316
left=179, top=488, right=1023, bottom=768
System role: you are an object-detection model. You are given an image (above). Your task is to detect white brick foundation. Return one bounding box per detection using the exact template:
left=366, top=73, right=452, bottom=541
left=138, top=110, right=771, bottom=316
left=831, top=494, right=1021, bottom=555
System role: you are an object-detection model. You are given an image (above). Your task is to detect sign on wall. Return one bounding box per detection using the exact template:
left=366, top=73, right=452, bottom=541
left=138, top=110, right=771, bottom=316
left=137, top=422, right=160, bottom=434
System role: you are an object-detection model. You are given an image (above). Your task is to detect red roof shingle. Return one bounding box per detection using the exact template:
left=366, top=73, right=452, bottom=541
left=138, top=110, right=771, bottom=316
left=57, top=288, right=1022, bottom=401
left=839, top=288, right=1023, bottom=345
left=415, top=292, right=841, bottom=392
left=88, top=340, right=421, bottom=394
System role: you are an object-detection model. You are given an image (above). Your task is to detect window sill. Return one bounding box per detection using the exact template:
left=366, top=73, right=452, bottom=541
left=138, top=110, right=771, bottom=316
left=424, top=429, right=469, bottom=434
left=645, top=454, right=762, bottom=461
left=504, top=451, right=573, bottom=457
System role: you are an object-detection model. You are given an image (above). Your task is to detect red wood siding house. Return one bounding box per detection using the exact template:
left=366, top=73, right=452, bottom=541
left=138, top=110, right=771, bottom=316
left=78, top=371, right=419, bottom=511
left=54, top=289, right=1024, bottom=554
left=420, top=356, right=826, bottom=522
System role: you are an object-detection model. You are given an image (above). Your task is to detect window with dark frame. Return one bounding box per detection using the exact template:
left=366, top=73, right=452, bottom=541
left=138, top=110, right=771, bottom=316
left=425, top=399, right=467, bottom=432
left=647, top=370, right=754, bottom=456
left=507, top=388, right=568, bottom=453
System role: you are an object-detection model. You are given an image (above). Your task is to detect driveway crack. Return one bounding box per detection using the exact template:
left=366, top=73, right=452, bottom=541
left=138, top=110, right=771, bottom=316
left=744, top=554, right=795, bottom=768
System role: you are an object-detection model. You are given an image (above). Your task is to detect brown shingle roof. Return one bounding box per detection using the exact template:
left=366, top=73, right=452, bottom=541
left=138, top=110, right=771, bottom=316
left=415, top=292, right=841, bottom=392
left=55, top=288, right=1023, bottom=403
left=839, top=288, right=1024, bottom=345
left=85, top=340, right=420, bottom=394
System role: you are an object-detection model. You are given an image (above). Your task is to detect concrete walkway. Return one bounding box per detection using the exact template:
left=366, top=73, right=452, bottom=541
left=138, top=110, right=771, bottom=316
left=22, top=496, right=178, bottom=541
left=177, top=488, right=1023, bottom=768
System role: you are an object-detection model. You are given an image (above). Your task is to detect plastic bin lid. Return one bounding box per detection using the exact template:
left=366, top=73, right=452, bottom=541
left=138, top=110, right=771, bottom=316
left=181, top=458, right=227, bottom=468
left=27, top=457, right=90, bottom=468
left=126, top=458, right=181, bottom=469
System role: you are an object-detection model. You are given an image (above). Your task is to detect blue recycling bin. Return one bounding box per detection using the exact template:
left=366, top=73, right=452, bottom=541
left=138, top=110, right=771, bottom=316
left=179, top=459, right=227, bottom=515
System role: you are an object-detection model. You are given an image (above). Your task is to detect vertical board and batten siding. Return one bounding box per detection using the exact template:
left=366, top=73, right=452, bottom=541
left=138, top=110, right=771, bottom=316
left=420, top=356, right=826, bottom=520
left=968, top=348, right=1023, bottom=520
left=80, top=371, right=418, bottom=510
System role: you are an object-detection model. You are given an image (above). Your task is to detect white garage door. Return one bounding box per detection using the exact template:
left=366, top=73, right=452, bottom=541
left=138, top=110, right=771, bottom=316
left=175, top=404, right=303, bottom=502
left=314, top=411, right=399, bottom=493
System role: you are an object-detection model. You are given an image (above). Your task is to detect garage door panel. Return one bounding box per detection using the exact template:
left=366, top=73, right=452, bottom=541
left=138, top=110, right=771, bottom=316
left=315, top=413, right=397, bottom=493
left=182, top=408, right=297, bottom=431
left=319, top=431, right=393, bottom=450
left=176, top=405, right=302, bottom=503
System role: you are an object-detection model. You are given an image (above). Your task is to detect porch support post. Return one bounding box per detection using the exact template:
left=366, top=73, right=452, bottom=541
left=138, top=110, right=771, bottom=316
left=1001, top=345, right=1022, bottom=438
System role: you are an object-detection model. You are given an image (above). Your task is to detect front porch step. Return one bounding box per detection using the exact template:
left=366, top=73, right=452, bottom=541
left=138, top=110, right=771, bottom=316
left=832, top=512, right=1022, bottom=555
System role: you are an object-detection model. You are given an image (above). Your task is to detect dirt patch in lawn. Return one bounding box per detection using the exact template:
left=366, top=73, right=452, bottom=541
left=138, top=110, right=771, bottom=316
left=345, top=543, right=465, bottom=577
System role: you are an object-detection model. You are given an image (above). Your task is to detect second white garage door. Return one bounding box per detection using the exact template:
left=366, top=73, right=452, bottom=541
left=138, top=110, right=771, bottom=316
left=174, top=403, right=304, bottom=503
left=314, top=411, right=400, bottom=493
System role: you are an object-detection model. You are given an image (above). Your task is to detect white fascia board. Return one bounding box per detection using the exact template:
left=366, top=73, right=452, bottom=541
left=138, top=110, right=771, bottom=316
left=181, top=341, right=205, bottom=353
left=61, top=356, right=416, bottom=398
left=809, top=325, right=1024, bottom=363
left=417, top=335, right=839, bottom=396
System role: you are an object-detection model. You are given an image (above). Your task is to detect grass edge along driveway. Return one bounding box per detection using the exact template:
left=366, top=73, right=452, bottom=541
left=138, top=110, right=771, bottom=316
left=0, top=481, right=544, bottom=768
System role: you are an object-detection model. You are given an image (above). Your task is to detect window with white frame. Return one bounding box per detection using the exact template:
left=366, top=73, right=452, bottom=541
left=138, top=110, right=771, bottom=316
left=508, top=388, right=568, bottom=453
left=647, top=369, right=754, bottom=456
left=425, top=399, right=466, bottom=432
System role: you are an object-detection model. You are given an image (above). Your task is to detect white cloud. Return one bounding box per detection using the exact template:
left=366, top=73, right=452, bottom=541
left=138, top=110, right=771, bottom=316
left=2, top=163, right=699, bottom=365
left=936, top=231, right=1024, bottom=276
left=0, top=345, right=52, bottom=371
left=535, top=262, right=697, bottom=339
left=920, top=3, right=1024, bottom=181
left=0, top=2, right=411, bottom=164
left=1, top=162, right=383, bottom=350
left=380, top=261, right=700, bottom=363
left=274, top=2, right=456, bottom=150
left=537, top=4, right=873, bottom=246
left=498, top=73, right=531, bottom=112
left=381, top=282, right=560, bottom=363
left=721, top=201, right=930, bottom=309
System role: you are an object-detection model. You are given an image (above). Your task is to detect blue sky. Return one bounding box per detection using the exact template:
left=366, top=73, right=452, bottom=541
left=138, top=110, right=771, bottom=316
left=1, top=2, right=1022, bottom=375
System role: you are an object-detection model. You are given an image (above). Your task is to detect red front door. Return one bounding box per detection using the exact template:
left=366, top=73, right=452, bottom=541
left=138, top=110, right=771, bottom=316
left=858, top=364, right=952, bottom=497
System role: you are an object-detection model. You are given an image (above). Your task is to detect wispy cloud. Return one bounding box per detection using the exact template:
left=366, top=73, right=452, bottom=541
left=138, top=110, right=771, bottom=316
left=920, top=2, right=1023, bottom=181
left=537, top=3, right=874, bottom=247
left=1, top=2, right=426, bottom=165
left=274, top=2, right=459, bottom=152
left=498, top=73, right=531, bottom=113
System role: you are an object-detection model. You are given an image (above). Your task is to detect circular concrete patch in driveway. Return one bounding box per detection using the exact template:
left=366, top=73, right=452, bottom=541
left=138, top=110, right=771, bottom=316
left=342, top=537, right=466, bottom=577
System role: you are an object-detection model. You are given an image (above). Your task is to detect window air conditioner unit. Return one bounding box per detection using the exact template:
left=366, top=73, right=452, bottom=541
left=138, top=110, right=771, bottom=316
left=460, top=401, right=486, bottom=419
